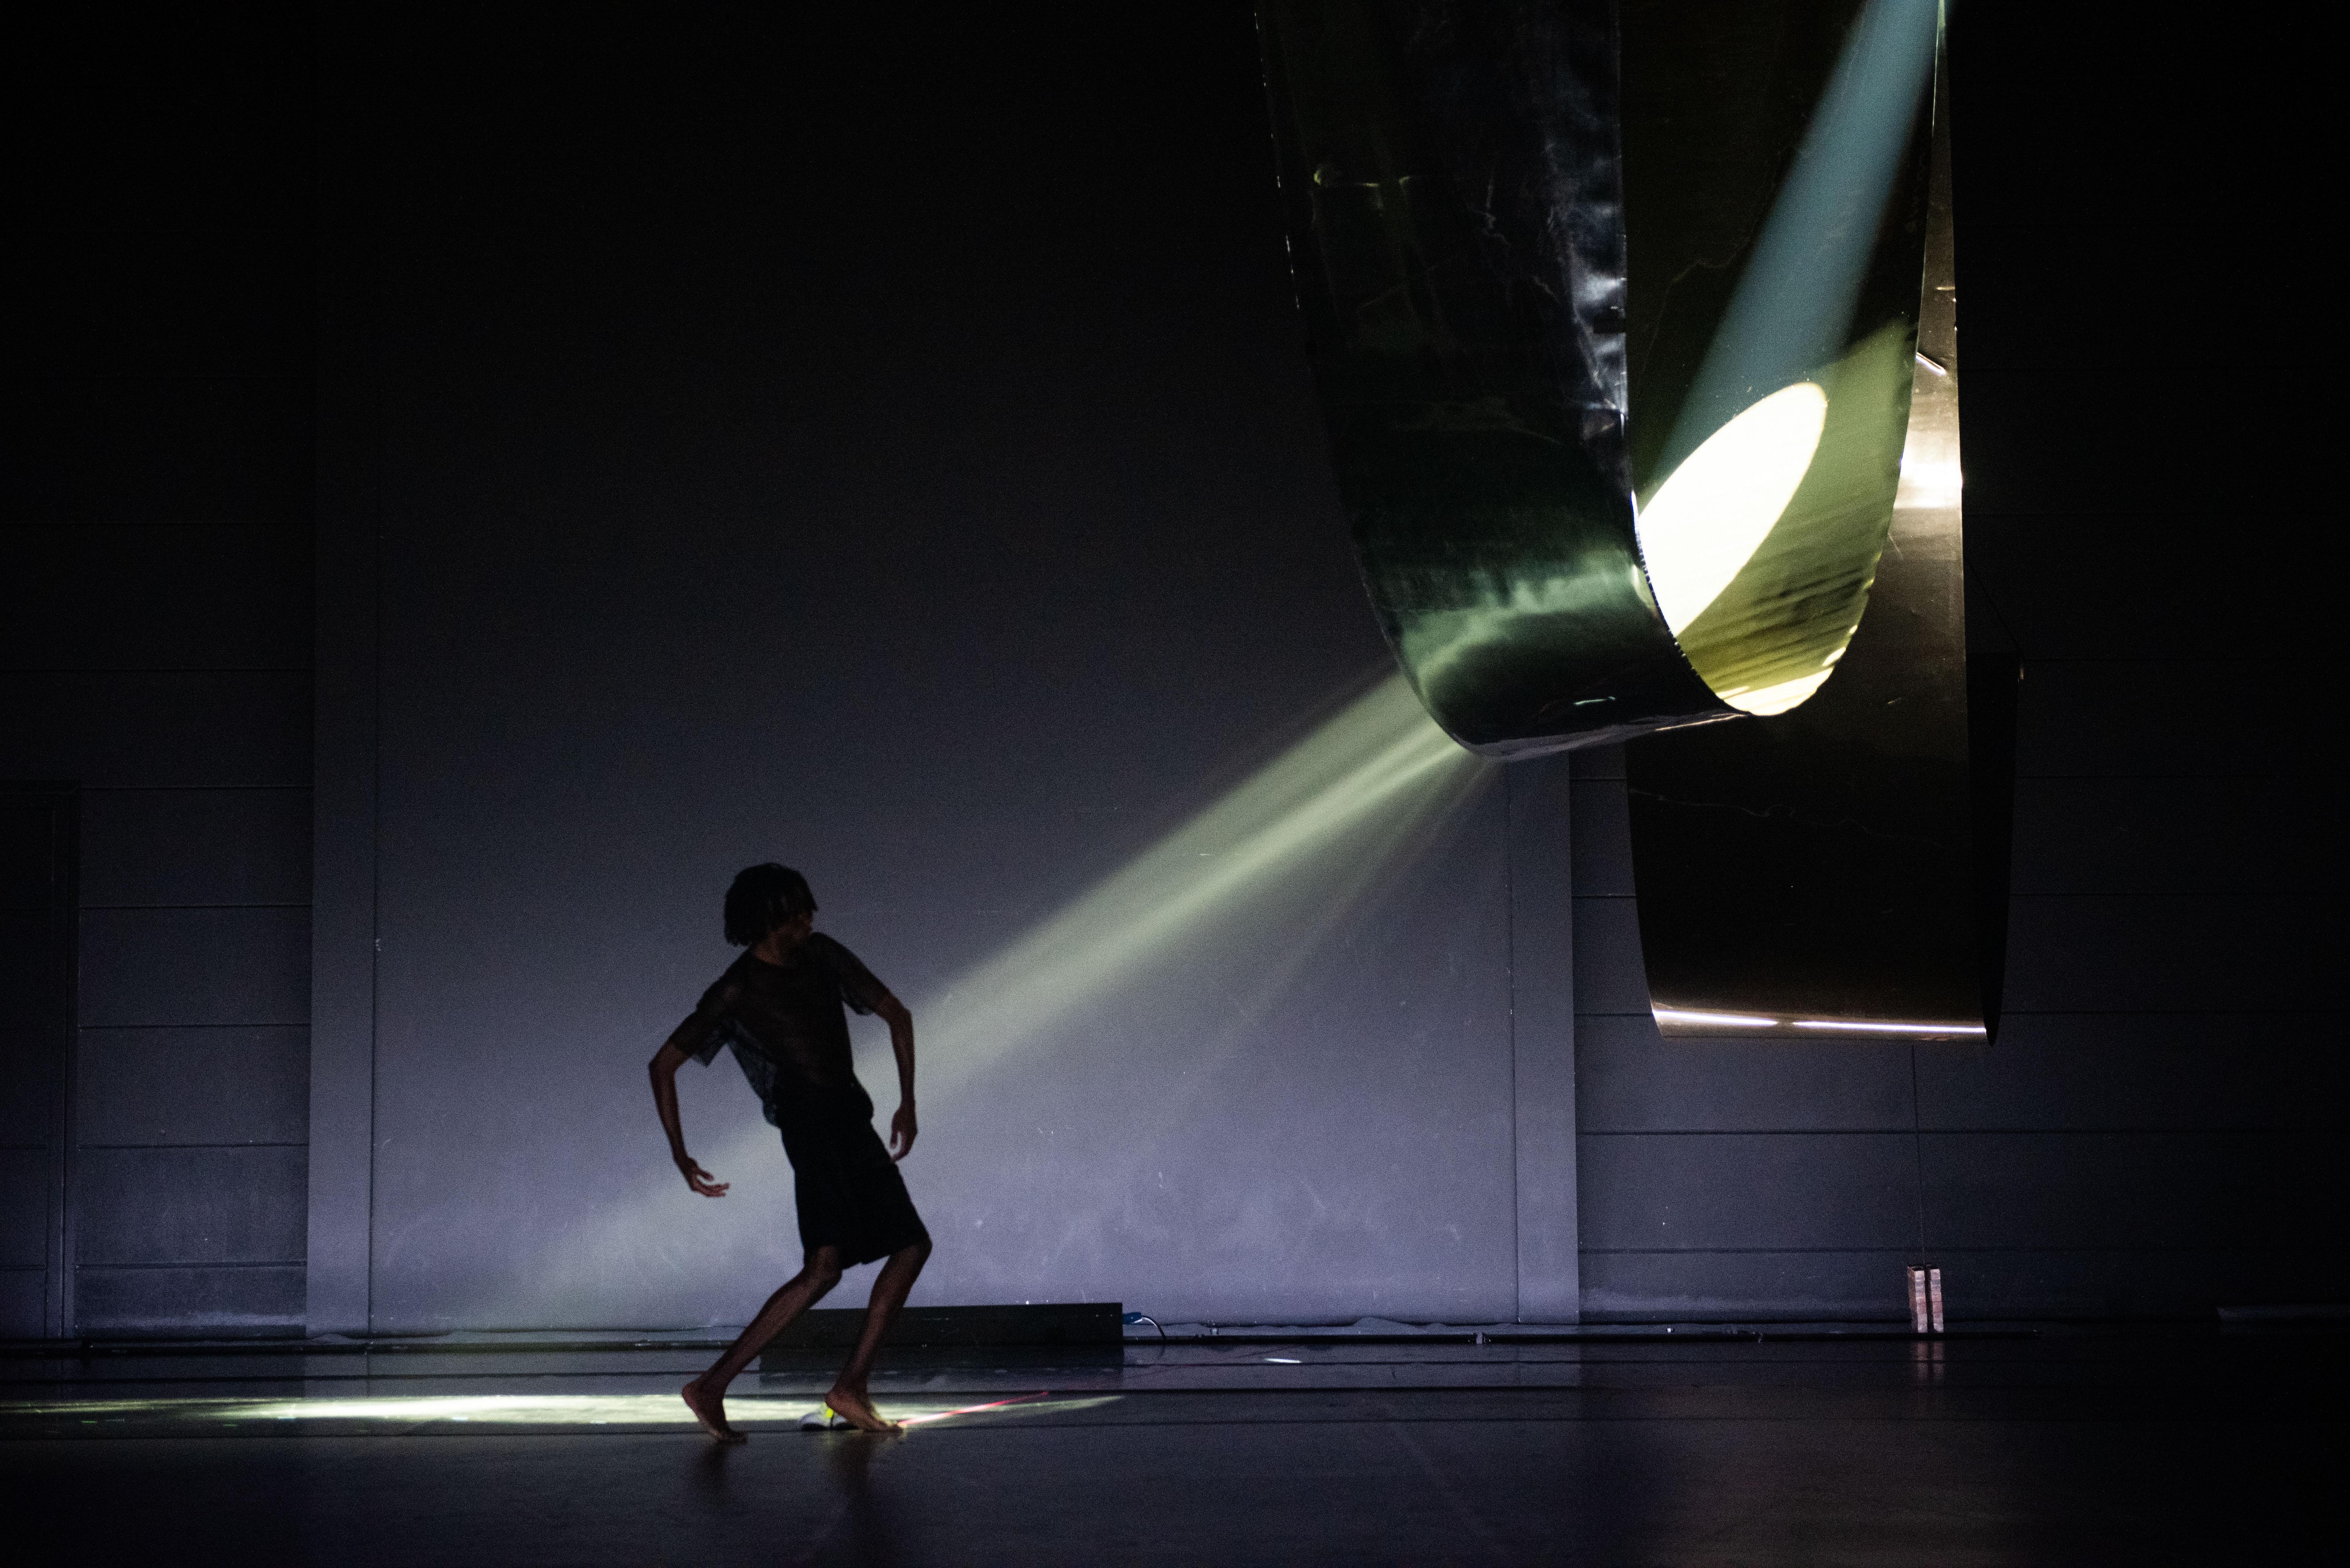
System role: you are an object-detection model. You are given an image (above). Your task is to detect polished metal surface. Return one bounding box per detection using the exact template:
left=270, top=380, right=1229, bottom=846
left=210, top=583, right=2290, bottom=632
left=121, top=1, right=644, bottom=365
left=1620, top=0, right=1942, bottom=720
left=1625, top=36, right=1991, bottom=1038
left=1258, top=0, right=1718, bottom=755
left=1258, top=0, right=1941, bottom=755
left=1264, top=2, right=1987, bottom=1036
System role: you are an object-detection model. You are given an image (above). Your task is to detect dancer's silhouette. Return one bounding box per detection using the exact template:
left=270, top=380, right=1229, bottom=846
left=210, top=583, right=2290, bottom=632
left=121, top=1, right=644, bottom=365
left=650, top=864, right=931, bottom=1439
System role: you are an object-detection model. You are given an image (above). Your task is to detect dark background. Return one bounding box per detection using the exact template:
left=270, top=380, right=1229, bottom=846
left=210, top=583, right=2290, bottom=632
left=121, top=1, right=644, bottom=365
left=2, top=1, right=2339, bottom=1335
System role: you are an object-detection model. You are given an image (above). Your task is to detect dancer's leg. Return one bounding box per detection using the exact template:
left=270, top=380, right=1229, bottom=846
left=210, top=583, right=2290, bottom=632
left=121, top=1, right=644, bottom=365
left=823, top=1234, right=932, bottom=1433
left=682, top=1245, right=844, bottom=1442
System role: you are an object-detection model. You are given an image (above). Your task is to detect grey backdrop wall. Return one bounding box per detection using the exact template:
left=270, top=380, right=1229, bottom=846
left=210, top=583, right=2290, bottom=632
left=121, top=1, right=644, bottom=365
left=2, top=4, right=317, bottom=1336
left=304, top=4, right=1579, bottom=1334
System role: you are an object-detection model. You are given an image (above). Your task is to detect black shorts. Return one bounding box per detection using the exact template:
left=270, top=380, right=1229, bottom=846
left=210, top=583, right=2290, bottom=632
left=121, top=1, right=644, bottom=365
left=777, top=1090, right=927, bottom=1268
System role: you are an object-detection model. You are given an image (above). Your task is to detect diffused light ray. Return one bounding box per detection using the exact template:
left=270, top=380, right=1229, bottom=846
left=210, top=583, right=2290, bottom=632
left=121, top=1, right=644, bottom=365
left=996, top=749, right=1496, bottom=1272
left=1069, top=727, right=1485, bottom=1078
left=1651, top=0, right=1942, bottom=483
left=511, top=674, right=1482, bottom=1320
left=869, top=673, right=1481, bottom=1106
left=1, top=1393, right=1120, bottom=1428
left=1792, top=1019, right=1985, bottom=1035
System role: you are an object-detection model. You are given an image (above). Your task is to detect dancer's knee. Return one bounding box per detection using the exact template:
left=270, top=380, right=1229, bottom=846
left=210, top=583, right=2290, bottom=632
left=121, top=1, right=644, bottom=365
left=802, top=1247, right=845, bottom=1294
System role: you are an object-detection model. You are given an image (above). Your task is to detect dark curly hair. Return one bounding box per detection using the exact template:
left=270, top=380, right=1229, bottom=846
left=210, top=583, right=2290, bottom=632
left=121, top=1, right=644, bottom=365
left=723, top=863, right=817, bottom=946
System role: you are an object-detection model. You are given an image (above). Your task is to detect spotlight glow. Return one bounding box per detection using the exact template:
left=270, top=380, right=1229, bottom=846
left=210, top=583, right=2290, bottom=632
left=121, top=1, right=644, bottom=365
left=1629, top=0, right=1944, bottom=720
left=1635, top=382, right=1829, bottom=639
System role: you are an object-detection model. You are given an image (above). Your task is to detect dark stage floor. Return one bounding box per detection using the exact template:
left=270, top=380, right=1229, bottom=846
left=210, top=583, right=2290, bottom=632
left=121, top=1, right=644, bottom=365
left=4, top=1326, right=2343, bottom=1565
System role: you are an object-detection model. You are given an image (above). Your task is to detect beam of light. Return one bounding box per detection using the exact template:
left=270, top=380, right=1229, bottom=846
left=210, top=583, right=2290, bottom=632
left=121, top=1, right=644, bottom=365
left=0, top=1393, right=1119, bottom=1429
left=1648, top=0, right=1943, bottom=486
left=894, top=673, right=1483, bottom=1108
left=1633, top=0, right=1942, bottom=718
left=503, top=673, right=1488, bottom=1324
left=1790, top=1019, right=1987, bottom=1036
left=1653, top=1007, right=1779, bottom=1029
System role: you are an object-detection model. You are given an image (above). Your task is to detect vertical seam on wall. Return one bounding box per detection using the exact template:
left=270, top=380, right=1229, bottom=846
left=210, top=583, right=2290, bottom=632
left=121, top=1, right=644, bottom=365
left=1909, top=1041, right=1928, bottom=1256
left=1504, top=765, right=1520, bottom=1323
left=366, top=379, right=383, bottom=1336
left=57, top=788, right=81, bottom=1337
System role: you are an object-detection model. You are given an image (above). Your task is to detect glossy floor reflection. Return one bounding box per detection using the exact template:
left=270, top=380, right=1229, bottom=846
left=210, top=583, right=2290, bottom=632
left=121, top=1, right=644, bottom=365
left=3, top=1327, right=2342, bottom=1564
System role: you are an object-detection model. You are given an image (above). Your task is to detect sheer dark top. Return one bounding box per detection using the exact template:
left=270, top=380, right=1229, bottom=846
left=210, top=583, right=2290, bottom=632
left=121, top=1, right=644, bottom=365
left=671, top=935, right=891, bottom=1127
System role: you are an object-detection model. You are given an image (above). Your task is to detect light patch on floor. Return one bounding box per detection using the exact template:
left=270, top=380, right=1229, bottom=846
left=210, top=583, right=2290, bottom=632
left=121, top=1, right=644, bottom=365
left=2, top=1392, right=1119, bottom=1429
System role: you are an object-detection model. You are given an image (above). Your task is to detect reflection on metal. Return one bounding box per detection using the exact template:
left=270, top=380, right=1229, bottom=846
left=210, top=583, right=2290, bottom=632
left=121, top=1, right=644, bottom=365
left=1258, top=0, right=1940, bottom=754
left=1261, top=1, right=2005, bottom=1038
left=1624, top=34, right=2009, bottom=1041
left=1637, top=382, right=1829, bottom=646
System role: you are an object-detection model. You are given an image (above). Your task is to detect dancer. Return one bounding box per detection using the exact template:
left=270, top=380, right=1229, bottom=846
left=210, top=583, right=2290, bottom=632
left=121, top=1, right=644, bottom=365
left=650, top=863, right=931, bottom=1439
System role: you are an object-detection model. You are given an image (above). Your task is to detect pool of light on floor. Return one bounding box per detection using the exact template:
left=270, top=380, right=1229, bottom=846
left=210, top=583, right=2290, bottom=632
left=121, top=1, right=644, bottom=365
left=3, top=1392, right=1119, bottom=1428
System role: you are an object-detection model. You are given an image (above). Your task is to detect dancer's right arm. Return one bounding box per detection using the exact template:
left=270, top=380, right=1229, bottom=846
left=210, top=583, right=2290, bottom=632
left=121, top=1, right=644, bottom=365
left=650, top=1037, right=729, bottom=1197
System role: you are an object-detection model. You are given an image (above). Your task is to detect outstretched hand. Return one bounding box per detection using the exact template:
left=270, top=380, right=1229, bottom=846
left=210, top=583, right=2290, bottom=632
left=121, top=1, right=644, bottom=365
left=889, top=1102, right=918, bottom=1161
left=678, top=1157, right=729, bottom=1197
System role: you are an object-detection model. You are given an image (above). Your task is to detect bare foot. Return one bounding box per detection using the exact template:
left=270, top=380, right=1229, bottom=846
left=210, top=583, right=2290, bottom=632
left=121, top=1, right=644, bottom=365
left=682, top=1378, right=746, bottom=1443
left=822, top=1386, right=901, bottom=1434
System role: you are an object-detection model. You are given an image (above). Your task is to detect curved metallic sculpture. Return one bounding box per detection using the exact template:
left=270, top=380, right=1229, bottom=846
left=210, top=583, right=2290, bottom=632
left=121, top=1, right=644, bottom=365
left=1262, top=0, right=2004, bottom=1037
left=1626, top=43, right=2012, bottom=1041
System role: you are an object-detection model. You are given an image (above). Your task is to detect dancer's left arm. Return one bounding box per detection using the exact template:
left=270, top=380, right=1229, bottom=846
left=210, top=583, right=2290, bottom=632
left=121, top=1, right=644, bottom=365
left=877, top=993, right=917, bottom=1160
left=650, top=1035, right=729, bottom=1196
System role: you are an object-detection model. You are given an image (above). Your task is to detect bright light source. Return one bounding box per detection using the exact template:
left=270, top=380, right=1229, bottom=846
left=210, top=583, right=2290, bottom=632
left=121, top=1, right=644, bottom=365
left=1635, top=382, right=1829, bottom=638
